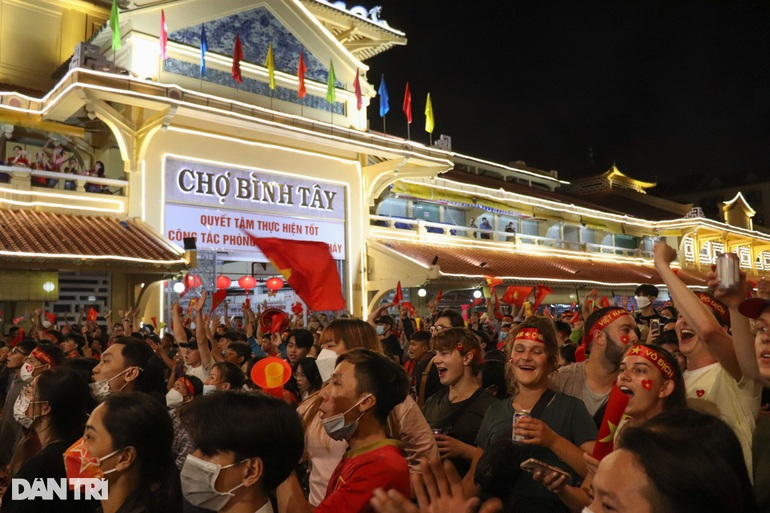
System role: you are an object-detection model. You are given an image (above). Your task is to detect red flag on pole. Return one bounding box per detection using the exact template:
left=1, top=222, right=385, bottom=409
left=533, top=284, right=553, bottom=310
left=435, top=290, right=443, bottom=304
left=245, top=235, right=346, bottom=311
left=493, top=290, right=503, bottom=320
left=353, top=68, right=362, bottom=111
left=393, top=281, right=403, bottom=304
left=471, top=297, right=483, bottom=307
left=151, top=316, right=158, bottom=329
left=160, top=10, right=168, bottom=60
left=87, top=308, right=98, bottom=322
left=297, top=51, right=307, bottom=98
left=403, top=82, right=412, bottom=124
left=45, top=311, right=56, bottom=325
left=599, top=296, right=611, bottom=308
left=232, top=34, right=244, bottom=84
left=593, top=384, right=630, bottom=460
left=501, top=286, right=533, bottom=307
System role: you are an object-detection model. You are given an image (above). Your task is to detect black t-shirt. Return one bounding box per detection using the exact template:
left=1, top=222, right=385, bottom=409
left=381, top=334, right=403, bottom=363
left=1, top=440, right=99, bottom=513
left=422, top=387, right=496, bottom=476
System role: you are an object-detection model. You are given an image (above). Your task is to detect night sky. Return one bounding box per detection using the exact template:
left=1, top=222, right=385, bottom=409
left=365, top=0, right=770, bottom=182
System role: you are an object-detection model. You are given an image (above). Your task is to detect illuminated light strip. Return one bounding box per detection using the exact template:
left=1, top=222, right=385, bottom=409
left=0, top=185, right=125, bottom=208
left=0, top=250, right=184, bottom=265
left=141, top=160, right=146, bottom=221
left=449, top=152, right=568, bottom=185
left=298, top=0, right=406, bottom=37
left=0, top=192, right=125, bottom=213
left=439, top=272, right=705, bottom=289
left=2, top=68, right=452, bottom=168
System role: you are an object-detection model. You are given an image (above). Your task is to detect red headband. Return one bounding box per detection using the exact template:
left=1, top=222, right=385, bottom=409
left=628, top=345, right=675, bottom=380
left=31, top=348, right=56, bottom=368
left=695, top=292, right=730, bottom=327
left=515, top=328, right=545, bottom=343
left=585, top=308, right=632, bottom=345
left=177, top=377, right=194, bottom=396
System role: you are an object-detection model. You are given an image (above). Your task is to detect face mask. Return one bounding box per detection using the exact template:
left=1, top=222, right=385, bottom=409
left=13, top=392, right=45, bottom=429
left=375, top=325, right=385, bottom=336
left=89, top=367, right=136, bottom=402
left=322, top=394, right=372, bottom=441
left=581, top=508, right=597, bottom=513
left=166, top=389, right=185, bottom=409
left=20, top=363, right=42, bottom=384
left=499, top=331, right=508, bottom=341
left=636, top=296, right=651, bottom=309
left=63, top=437, right=122, bottom=481
left=180, top=454, right=246, bottom=510
left=316, top=348, right=338, bottom=383
left=203, top=384, right=218, bottom=395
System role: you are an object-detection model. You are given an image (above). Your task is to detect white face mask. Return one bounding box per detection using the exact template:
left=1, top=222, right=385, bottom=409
left=20, top=363, right=43, bottom=384
left=202, top=384, right=218, bottom=395
left=582, top=508, right=597, bottom=513
left=13, top=392, right=45, bottom=429
left=321, top=394, right=372, bottom=441
left=180, top=454, right=246, bottom=510
left=636, top=296, right=651, bottom=309
left=89, top=367, right=136, bottom=402
left=166, top=388, right=185, bottom=409
left=315, top=348, right=338, bottom=383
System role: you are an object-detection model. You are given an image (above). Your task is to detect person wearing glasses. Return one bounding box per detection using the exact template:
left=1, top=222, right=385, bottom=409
left=431, top=309, right=466, bottom=336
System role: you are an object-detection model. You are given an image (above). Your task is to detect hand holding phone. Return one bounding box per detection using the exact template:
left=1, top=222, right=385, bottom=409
left=520, top=458, right=571, bottom=481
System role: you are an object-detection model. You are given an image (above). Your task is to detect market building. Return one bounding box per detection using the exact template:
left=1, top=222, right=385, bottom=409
left=0, top=0, right=768, bottom=326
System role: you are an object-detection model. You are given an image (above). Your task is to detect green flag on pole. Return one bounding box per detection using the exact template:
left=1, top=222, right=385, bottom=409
left=109, top=0, right=121, bottom=51
left=326, top=60, right=336, bottom=104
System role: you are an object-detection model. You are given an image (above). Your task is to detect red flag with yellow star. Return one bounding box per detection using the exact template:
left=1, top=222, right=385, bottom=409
left=501, top=286, right=533, bottom=307
left=245, top=235, right=346, bottom=311
left=592, top=384, right=630, bottom=460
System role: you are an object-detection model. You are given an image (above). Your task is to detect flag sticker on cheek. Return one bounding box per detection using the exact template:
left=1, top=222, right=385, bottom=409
left=620, top=335, right=630, bottom=345
left=641, top=379, right=653, bottom=391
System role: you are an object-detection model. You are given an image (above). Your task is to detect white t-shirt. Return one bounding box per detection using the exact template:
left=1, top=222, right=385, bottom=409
left=684, top=362, right=761, bottom=475
left=185, top=361, right=212, bottom=382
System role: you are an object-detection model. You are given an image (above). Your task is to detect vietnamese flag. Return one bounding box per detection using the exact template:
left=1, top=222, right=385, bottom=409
left=593, top=384, right=631, bottom=460
left=297, top=51, right=307, bottom=98
left=501, top=286, right=533, bottom=307
left=599, top=296, right=611, bottom=308
left=245, top=235, right=346, bottom=311
left=484, top=275, right=503, bottom=289
left=87, top=308, right=98, bottom=322
left=393, top=281, right=403, bottom=304
left=232, top=34, right=244, bottom=84
left=533, top=284, right=553, bottom=310
left=151, top=316, right=158, bottom=329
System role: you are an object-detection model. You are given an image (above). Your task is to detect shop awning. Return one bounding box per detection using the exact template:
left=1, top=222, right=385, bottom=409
left=371, top=240, right=708, bottom=289
left=0, top=209, right=187, bottom=272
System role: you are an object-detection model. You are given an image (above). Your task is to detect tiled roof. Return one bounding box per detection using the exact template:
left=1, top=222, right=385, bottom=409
left=376, top=240, right=708, bottom=288
left=0, top=209, right=187, bottom=271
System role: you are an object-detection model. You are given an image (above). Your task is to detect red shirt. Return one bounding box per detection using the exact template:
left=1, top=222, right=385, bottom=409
left=316, top=439, right=409, bottom=513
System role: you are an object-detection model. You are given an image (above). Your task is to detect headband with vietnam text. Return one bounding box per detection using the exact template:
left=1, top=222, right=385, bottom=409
left=515, top=327, right=545, bottom=343
left=695, top=292, right=730, bottom=327
left=628, top=345, right=675, bottom=380
left=177, top=377, right=194, bottom=396
left=585, top=308, right=633, bottom=345
left=31, top=348, right=57, bottom=368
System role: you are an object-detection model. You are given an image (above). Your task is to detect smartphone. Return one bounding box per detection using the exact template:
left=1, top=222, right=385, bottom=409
left=649, top=318, right=661, bottom=335
left=520, top=458, right=571, bottom=481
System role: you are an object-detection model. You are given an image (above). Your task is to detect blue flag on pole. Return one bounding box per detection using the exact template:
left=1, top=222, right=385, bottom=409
left=378, top=74, right=390, bottom=118
left=200, top=24, right=208, bottom=77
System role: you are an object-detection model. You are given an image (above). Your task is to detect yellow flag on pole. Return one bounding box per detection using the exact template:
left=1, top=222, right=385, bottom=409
left=425, top=93, right=434, bottom=134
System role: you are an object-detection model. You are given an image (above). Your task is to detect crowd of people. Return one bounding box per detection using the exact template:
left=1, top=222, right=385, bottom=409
left=0, top=240, right=767, bottom=513
left=2, top=140, right=111, bottom=193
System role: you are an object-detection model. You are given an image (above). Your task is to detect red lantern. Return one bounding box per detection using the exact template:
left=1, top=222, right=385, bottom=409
left=238, top=275, right=257, bottom=290
left=184, top=274, right=202, bottom=289
left=266, top=277, right=284, bottom=292
left=216, top=275, right=232, bottom=289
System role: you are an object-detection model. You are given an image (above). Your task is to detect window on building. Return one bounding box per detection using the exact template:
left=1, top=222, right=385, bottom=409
left=376, top=197, right=408, bottom=217
left=413, top=201, right=440, bottom=223
left=445, top=207, right=467, bottom=227
left=520, top=219, right=540, bottom=236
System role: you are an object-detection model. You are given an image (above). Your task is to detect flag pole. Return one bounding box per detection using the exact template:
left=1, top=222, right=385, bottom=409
left=383, top=115, right=387, bottom=135
left=406, top=123, right=411, bottom=141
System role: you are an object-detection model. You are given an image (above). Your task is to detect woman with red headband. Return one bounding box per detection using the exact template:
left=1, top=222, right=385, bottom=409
left=465, top=316, right=597, bottom=513
left=422, top=328, right=496, bottom=478
left=538, top=343, right=687, bottom=512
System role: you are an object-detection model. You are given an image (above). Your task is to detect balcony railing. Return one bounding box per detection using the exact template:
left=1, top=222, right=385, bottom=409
left=369, top=215, right=653, bottom=259
left=0, top=165, right=127, bottom=194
